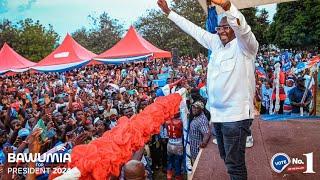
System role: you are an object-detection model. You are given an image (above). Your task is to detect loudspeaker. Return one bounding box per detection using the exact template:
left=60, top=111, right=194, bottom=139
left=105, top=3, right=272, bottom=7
left=172, top=48, right=179, bottom=66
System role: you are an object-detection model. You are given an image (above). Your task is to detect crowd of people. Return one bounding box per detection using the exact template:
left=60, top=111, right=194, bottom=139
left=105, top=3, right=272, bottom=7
left=0, top=54, right=211, bottom=179
left=0, top=49, right=318, bottom=179
left=254, top=49, right=318, bottom=116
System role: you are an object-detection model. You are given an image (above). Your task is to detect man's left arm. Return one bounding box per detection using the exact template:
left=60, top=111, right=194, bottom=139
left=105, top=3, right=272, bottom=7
left=199, top=119, right=210, bottom=148
left=223, top=1, right=259, bottom=58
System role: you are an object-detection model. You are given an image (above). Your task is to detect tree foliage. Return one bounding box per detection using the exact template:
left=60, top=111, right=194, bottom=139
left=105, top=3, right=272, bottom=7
left=256, top=8, right=270, bottom=45
left=1, top=0, right=318, bottom=61
left=135, top=0, right=207, bottom=56
left=268, top=0, right=320, bottom=49
left=72, top=12, right=124, bottom=54
left=0, top=19, right=59, bottom=62
left=241, top=8, right=270, bottom=46
left=135, top=0, right=272, bottom=56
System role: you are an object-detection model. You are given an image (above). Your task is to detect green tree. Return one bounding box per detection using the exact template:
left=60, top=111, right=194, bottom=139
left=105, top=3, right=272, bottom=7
left=240, top=8, right=270, bottom=46
left=71, top=27, right=90, bottom=51
left=136, top=1, right=271, bottom=56
left=0, top=19, right=19, bottom=46
left=0, top=18, right=59, bottom=62
left=268, top=0, right=320, bottom=48
left=15, top=19, right=59, bottom=61
left=135, top=0, right=207, bottom=56
left=241, top=7, right=258, bottom=25
left=255, top=8, right=270, bottom=46
left=72, top=12, right=124, bottom=54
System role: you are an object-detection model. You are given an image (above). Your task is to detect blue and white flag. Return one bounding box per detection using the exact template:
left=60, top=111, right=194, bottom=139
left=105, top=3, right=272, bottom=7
left=206, top=6, right=218, bottom=61
left=282, top=61, right=292, bottom=72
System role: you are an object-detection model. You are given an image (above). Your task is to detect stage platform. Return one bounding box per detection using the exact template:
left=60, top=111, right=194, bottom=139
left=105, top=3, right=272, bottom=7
left=192, top=116, right=320, bottom=180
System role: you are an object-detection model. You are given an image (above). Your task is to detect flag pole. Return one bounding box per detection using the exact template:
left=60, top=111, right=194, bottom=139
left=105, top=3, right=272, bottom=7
left=311, top=70, right=318, bottom=115
left=300, top=70, right=314, bottom=116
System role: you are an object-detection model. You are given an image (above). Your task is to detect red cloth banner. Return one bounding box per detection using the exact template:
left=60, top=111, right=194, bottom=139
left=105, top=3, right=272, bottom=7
left=69, top=93, right=182, bottom=179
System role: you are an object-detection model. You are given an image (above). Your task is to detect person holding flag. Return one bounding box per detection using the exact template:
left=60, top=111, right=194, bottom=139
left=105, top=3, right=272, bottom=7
left=157, top=0, right=258, bottom=179
left=289, top=77, right=312, bottom=116
left=155, top=77, right=193, bottom=175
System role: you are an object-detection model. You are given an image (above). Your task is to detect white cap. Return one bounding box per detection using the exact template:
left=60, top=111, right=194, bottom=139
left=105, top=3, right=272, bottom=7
left=120, top=87, right=126, bottom=94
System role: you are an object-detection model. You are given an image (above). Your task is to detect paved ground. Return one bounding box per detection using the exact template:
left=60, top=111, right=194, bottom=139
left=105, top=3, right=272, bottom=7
left=193, top=117, right=320, bottom=180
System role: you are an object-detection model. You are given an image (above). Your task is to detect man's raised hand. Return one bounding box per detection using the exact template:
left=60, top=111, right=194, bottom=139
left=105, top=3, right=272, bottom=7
left=210, top=0, right=226, bottom=6
left=72, top=132, right=89, bottom=146
left=3, top=146, right=13, bottom=158
left=28, top=128, right=42, bottom=153
left=210, top=0, right=231, bottom=11
left=157, top=0, right=171, bottom=15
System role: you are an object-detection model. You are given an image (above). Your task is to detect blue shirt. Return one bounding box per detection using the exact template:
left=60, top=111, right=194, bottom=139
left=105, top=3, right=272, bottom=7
left=161, top=67, right=168, bottom=73
left=0, top=142, right=12, bottom=164
left=142, top=68, right=150, bottom=75
left=288, top=87, right=312, bottom=113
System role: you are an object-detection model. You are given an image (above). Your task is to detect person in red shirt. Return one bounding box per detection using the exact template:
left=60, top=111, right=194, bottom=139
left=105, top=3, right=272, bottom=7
left=165, top=114, right=183, bottom=180
left=197, top=76, right=206, bottom=89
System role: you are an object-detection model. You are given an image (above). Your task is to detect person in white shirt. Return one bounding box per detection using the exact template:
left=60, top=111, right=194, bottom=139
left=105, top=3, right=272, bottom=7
left=158, top=0, right=258, bottom=179
left=261, top=81, right=272, bottom=114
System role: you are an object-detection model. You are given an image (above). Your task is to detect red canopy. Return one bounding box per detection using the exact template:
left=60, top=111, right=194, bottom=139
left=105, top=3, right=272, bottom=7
left=36, top=34, right=96, bottom=67
left=0, top=43, right=35, bottom=72
left=96, top=26, right=171, bottom=59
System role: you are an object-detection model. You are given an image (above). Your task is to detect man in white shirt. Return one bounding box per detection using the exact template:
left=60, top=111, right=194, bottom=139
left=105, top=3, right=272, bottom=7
left=158, top=0, right=258, bottom=179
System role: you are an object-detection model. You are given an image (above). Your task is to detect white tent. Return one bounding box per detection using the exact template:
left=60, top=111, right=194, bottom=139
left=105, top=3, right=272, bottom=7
left=198, top=0, right=296, bottom=14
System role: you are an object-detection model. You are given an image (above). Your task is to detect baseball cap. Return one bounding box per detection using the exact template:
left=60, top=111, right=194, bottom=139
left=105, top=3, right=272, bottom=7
left=109, top=108, right=118, bottom=116
left=192, top=101, right=204, bottom=110
left=18, top=128, right=30, bottom=138
left=98, top=106, right=105, bottom=111
left=120, top=87, right=127, bottom=94
left=286, top=78, right=294, bottom=82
